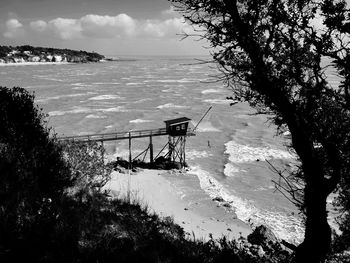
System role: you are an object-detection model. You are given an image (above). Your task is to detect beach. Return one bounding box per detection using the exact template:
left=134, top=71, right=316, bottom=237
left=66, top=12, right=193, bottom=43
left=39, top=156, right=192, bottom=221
left=107, top=169, right=252, bottom=241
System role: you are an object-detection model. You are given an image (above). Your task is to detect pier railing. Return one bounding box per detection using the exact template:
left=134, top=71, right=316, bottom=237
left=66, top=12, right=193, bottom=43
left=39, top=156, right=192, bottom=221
left=57, top=128, right=170, bottom=142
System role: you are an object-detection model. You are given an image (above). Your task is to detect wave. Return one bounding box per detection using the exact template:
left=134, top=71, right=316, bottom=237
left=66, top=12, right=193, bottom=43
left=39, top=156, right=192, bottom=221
left=189, top=166, right=304, bottom=244
left=129, top=119, right=153, bottom=124
left=92, top=82, right=120, bottom=85
left=85, top=114, right=106, bottom=119
left=224, top=163, right=240, bottom=177
left=48, top=106, right=127, bottom=116
left=156, top=78, right=202, bottom=83
left=225, top=140, right=295, bottom=163
left=203, top=99, right=229, bottom=104
left=126, top=82, right=143, bottom=86
left=156, top=103, right=187, bottom=109
left=36, top=92, right=96, bottom=103
left=88, top=94, right=122, bottom=100
left=201, top=89, right=223, bottom=94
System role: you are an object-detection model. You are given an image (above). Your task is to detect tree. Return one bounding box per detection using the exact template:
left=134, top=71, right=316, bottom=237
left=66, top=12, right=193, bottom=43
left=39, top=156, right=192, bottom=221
left=60, top=141, right=112, bottom=242
left=170, top=0, right=350, bottom=262
left=0, top=86, right=78, bottom=261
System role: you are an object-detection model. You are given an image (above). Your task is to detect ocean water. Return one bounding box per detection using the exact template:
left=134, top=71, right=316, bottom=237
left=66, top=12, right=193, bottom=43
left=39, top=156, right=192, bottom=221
left=1, top=56, right=312, bottom=243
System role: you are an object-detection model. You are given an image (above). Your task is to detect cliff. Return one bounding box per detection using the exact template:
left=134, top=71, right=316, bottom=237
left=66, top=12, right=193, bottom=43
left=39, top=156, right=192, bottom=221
left=0, top=45, right=105, bottom=64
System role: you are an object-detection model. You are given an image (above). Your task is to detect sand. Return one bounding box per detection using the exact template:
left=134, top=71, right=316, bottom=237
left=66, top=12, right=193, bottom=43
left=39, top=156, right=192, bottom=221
left=106, top=169, right=252, bottom=241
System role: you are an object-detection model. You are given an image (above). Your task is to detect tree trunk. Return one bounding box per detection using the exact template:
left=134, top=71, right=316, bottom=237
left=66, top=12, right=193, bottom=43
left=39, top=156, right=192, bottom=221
left=294, top=172, right=331, bottom=263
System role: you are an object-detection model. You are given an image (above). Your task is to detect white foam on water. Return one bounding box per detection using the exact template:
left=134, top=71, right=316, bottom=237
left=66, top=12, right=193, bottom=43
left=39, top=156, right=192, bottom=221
left=36, top=92, right=95, bottom=103
left=186, top=150, right=213, bottom=160
left=156, top=103, right=187, bottom=109
left=156, top=78, right=202, bottom=83
left=48, top=106, right=127, bottom=116
left=224, top=163, right=240, bottom=177
left=85, top=114, right=106, bottom=119
left=134, top=98, right=152, bottom=103
left=225, top=140, right=295, bottom=163
left=101, top=107, right=127, bottom=113
left=189, top=166, right=304, bottom=244
left=201, top=89, right=223, bottom=94
left=129, top=119, right=153, bottom=124
left=88, top=94, right=122, bottom=100
left=126, top=82, right=142, bottom=86
left=93, top=82, right=120, bottom=85
left=203, top=99, right=229, bottom=104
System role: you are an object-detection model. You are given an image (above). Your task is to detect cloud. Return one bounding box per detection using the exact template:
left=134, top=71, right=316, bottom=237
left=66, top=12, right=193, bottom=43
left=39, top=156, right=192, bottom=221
left=2, top=13, right=193, bottom=41
left=3, top=18, right=23, bottom=38
left=30, top=20, right=47, bottom=32
left=80, top=14, right=136, bottom=38
left=141, top=17, right=191, bottom=38
left=48, top=18, right=82, bottom=40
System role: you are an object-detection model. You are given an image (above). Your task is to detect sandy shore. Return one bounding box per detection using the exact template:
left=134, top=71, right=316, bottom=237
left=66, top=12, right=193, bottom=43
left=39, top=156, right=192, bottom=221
left=106, top=169, right=252, bottom=241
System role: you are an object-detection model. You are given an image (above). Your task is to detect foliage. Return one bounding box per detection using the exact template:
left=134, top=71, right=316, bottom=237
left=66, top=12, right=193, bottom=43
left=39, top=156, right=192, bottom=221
left=79, top=198, right=292, bottom=263
left=0, top=86, right=78, bottom=262
left=60, top=141, right=112, bottom=198
left=170, top=0, right=350, bottom=262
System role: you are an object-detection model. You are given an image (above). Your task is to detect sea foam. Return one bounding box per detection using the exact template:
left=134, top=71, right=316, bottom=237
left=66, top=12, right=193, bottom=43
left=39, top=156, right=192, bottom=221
left=88, top=94, right=122, bottom=100
left=201, top=89, right=223, bottom=94
left=157, top=103, right=187, bottom=109
left=203, top=99, right=229, bottom=104
left=189, top=166, right=304, bottom=244
left=129, top=119, right=153, bottom=124
left=225, top=140, right=295, bottom=163
left=48, top=106, right=127, bottom=116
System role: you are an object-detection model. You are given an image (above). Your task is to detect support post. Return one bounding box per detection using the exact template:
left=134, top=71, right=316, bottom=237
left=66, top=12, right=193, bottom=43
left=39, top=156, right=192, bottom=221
left=149, top=135, right=154, bottom=163
left=183, top=136, right=186, bottom=168
left=129, top=132, right=132, bottom=170
left=168, top=135, right=172, bottom=161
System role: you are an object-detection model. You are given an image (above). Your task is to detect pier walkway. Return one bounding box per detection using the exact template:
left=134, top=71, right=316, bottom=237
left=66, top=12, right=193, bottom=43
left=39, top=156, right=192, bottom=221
left=57, top=128, right=171, bottom=142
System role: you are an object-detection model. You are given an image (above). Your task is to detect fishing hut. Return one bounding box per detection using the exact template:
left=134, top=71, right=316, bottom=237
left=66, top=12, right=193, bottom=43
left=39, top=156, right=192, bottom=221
left=163, top=117, right=191, bottom=166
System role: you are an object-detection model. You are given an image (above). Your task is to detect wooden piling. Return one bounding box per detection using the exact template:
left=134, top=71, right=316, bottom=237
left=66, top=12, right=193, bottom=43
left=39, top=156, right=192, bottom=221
left=129, top=132, right=132, bottom=170
left=149, top=135, right=154, bottom=163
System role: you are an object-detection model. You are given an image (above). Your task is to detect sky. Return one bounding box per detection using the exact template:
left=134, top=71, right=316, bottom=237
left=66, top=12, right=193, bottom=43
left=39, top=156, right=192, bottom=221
left=0, top=0, right=209, bottom=56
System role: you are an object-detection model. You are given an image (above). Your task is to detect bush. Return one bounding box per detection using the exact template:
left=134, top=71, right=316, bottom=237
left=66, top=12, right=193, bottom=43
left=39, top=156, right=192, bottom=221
left=0, top=87, right=78, bottom=262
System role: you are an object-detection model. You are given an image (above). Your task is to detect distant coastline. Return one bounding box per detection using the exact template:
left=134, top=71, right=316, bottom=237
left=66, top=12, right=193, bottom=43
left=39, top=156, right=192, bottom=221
left=0, top=45, right=107, bottom=65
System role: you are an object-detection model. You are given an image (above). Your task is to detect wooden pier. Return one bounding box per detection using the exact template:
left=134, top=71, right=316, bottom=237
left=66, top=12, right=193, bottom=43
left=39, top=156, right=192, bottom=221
left=57, top=117, right=196, bottom=168
left=57, top=128, right=170, bottom=143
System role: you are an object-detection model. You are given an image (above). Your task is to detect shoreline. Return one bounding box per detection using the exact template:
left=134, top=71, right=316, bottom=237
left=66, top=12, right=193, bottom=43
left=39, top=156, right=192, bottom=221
left=106, top=169, right=252, bottom=241
left=0, top=61, right=73, bottom=66
left=0, top=60, right=108, bottom=66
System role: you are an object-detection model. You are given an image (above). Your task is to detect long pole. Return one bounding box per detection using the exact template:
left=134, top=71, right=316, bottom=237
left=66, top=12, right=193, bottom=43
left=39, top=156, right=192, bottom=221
left=193, top=106, right=212, bottom=132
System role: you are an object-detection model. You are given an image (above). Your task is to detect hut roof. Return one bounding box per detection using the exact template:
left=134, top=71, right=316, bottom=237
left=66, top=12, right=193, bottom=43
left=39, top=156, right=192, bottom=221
left=164, top=117, right=191, bottom=125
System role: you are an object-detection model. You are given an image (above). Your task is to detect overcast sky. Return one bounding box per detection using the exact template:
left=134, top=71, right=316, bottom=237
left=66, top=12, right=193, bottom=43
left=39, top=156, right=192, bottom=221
left=0, top=0, right=208, bottom=56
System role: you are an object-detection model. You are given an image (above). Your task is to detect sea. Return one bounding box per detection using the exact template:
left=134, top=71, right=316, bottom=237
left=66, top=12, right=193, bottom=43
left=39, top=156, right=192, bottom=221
left=1, top=56, right=339, bottom=244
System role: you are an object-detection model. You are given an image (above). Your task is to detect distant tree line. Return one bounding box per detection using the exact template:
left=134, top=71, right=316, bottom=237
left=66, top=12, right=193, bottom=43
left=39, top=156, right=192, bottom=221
left=0, top=45, right=105, bottom=63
